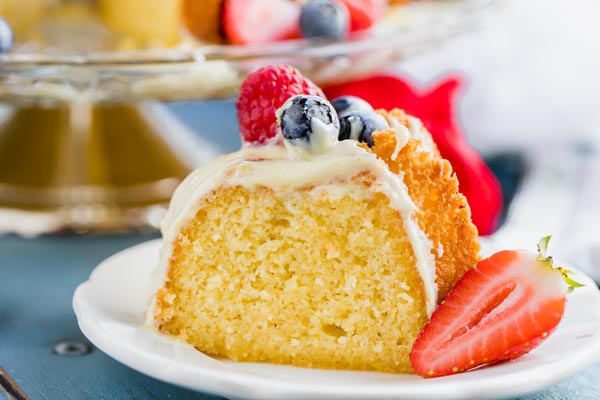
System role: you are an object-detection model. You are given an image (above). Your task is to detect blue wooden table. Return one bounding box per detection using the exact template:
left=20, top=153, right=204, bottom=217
left=2, top=101, right=600, bottom=399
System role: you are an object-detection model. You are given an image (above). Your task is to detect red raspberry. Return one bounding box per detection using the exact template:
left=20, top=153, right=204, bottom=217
left=236, top=65, right=326, bottom=145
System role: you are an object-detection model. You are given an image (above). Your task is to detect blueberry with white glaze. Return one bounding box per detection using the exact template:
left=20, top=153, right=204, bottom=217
left=331, top=96, right=373, bottom=117
left=338, top=110, right=389, bottom=147
left=277, top=95, right=340, bottom=152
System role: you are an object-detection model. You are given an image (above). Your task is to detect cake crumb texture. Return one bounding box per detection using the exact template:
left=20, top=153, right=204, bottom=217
left=154, top=177, right=428, bottom=373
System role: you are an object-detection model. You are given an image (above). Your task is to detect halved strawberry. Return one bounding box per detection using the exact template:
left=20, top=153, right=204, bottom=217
left=223, top=0, right=301, bottom=45
left=410, top=237, right=582, bottom=378
left=339, top=0, right=386, bottom=32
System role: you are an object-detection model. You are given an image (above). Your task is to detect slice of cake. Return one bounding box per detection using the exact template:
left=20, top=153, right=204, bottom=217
left=147, top=65, right=480, bottom=373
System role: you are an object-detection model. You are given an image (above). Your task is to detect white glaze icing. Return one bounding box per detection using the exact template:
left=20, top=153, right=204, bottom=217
left=391, top=125, right=410, bottom=161
left=346, top=116, right=364, bottom=141
left=147, top=139, right=439, bottom=324
left=388, top=114, right=437, bottom=156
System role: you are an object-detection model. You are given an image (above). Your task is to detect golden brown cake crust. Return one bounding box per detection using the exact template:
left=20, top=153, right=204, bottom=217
left=182, top=0, right=225, bottom=43
left=369, top=109, right=481, bottom=300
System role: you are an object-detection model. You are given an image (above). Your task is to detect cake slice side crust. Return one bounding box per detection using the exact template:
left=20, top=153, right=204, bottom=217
left=370, top=109, right=481, bottom=300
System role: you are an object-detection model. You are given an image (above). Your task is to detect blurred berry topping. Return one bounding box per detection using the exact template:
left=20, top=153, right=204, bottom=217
left=0, top=18, right=14, bottom=53
left=236, top=65, right=326, bottom=145
left=300, top=0, right=349, bottom=40
left=331, top=95, right=373, bottom=117
left=278, top=95, right=340, bottom=149
left=339, top=110, right=389, bottom=147
left=223, top=0, right=301, bottom=45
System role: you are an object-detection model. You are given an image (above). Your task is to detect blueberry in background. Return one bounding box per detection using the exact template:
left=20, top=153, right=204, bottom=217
left=300, top=0, right=349, bottom=40
left=339, top=110, right=389, bottom=147
left=0, top=18, right=13, bottom=53
left=279, top=95, right=340, bottom=143
left=332, top=96, right=374, bottom=117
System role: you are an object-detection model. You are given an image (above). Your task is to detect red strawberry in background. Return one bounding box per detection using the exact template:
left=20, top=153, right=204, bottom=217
left=324, top=75, right=503, bottom=235
left=236, top=64, right=326, bottom=144
left=339, top=0, right=387, bottom=32
left=223, top=0, right=301, bottom=45
left=410, top=236, right=582, bottom=378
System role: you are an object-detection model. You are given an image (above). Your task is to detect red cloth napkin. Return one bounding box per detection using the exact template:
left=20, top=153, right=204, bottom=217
left=324, top=75, right=502, bottom=236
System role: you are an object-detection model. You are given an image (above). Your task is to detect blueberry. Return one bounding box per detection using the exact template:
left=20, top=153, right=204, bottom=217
left=331, top=96, right=373, bottom=117
left=300, top=0, right=348, bottom=40
left=278, top=95, right=340, bottom=150
left=338, top=111, right=389, bottom=147
left=0, top=18, right=13, bottom=53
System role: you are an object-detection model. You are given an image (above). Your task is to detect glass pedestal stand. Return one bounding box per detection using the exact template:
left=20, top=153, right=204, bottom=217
left=0, top=102, right=218, bottom=235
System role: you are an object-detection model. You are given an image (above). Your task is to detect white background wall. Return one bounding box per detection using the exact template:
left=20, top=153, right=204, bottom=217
left=399, top=0, right=600, bottom=153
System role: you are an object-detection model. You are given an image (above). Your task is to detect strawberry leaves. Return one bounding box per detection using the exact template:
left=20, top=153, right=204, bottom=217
left=537, top=235, right=583, bottom=292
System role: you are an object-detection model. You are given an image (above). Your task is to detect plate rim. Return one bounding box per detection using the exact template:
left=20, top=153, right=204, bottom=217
left=73, top=239, right=600, bottom=400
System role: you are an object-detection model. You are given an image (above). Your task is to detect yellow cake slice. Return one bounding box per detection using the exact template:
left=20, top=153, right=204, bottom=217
left=147, top=87, right=480, bottom=374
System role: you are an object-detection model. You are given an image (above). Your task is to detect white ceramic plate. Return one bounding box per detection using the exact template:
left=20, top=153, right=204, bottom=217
left=73, top=239, right=600, bottom=400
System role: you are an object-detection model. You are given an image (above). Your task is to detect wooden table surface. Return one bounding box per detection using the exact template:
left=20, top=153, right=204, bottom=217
left=0, top=234, right=219, bottom=400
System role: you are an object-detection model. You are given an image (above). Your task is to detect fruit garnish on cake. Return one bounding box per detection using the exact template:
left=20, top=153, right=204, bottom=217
left=411, top=236, right=582, bottom=377
left=236, top=64, right=326, bottom=144
left=146, top=64, right=481, bottom=373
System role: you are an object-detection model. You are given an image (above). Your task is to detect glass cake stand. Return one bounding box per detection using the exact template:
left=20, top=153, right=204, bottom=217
left=0, top=0, right=495, bottom=236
